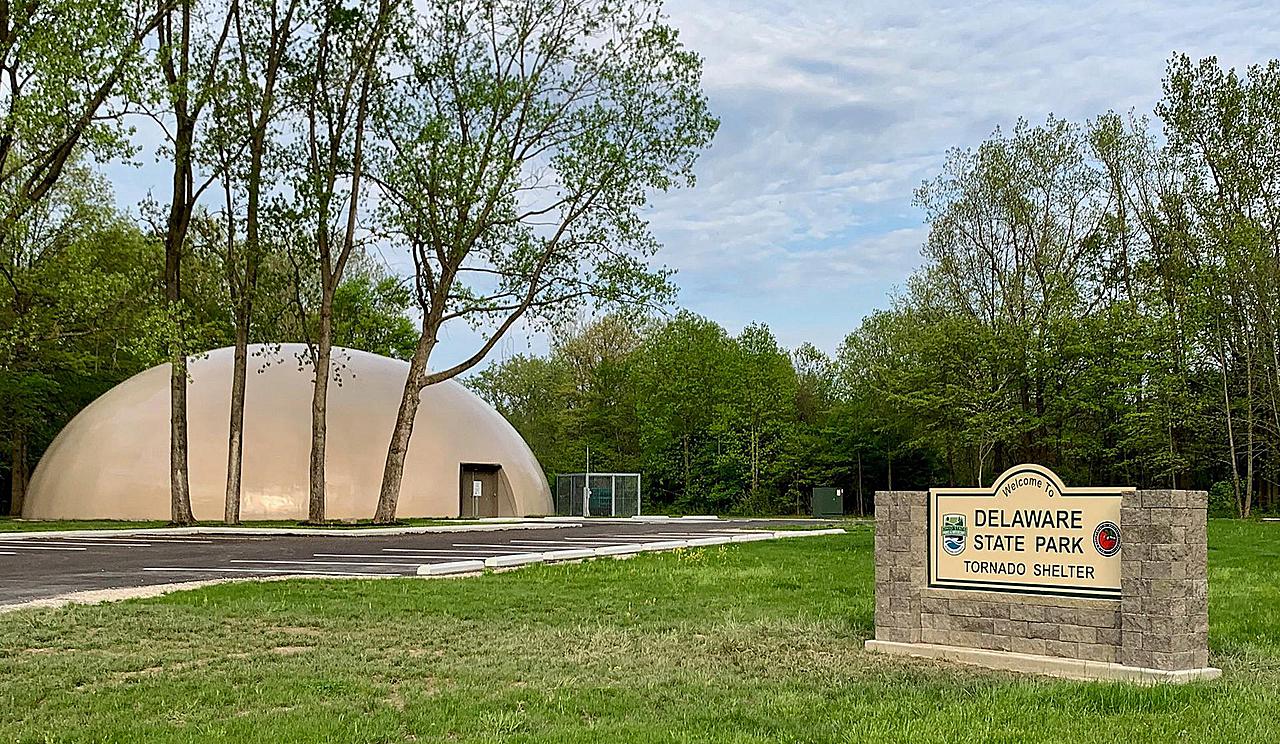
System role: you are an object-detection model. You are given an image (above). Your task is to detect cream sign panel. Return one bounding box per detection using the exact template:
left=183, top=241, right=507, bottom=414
left=928, top=464, right=1128, bottom=599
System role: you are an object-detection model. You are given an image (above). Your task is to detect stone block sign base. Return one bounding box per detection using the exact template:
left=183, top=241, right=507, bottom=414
left=868, top=488, right=1221, bottom=684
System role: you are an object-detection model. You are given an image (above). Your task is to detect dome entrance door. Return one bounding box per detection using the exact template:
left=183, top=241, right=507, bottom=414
left=460, top=464, right=501, bottom=518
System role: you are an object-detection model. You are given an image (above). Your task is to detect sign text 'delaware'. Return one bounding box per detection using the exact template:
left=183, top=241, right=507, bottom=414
left=928, top=464, right=1128, bottom=599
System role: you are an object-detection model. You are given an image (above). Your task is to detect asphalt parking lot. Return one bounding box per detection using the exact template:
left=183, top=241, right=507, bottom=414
left=0, top=518, right=835, bottom=608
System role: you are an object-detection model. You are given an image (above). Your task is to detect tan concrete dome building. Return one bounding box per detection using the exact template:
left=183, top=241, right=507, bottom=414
left=25, top=344, right=552, bottom=521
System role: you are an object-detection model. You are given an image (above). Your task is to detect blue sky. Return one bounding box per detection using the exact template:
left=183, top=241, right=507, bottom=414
left=107, top=0, right=1280, bottom=371
left=638, top=0, right=1280, bottom=357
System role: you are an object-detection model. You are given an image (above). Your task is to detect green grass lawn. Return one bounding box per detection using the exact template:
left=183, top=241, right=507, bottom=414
left=0, top=521, right=1277, bottom=742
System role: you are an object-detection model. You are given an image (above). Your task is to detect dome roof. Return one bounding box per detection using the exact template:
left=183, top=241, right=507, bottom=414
left=25, top=344, right=552, bottom=520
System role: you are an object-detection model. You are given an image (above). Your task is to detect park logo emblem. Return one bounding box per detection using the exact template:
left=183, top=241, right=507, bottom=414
left=941, top=513, right=966, bottom=556
left=1093, top=521, right=1121, bottom=557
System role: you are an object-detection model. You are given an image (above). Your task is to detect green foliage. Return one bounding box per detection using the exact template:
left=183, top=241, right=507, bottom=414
left=331, top=272, right=418, bottom=360
left=471, top=311, right=854, bottom=515
left=372, top=0, right=717, bottom=385
left=0, top=169, right=163, bottom=512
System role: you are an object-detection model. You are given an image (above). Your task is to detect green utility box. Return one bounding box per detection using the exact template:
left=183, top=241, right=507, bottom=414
left=811, top=487, right=844, bottom=518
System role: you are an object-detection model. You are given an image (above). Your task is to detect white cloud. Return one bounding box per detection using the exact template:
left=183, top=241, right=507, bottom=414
left=640, top=0, right=1280, bottom=357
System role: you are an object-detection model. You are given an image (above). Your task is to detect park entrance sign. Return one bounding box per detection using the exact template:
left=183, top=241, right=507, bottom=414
left=928, top=465, right=1124, bottom=599
left=867, top=464, right=1219, bottom=684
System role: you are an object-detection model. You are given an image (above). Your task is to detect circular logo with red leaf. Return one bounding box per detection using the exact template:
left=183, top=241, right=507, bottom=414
left=1093, top=521, right=1121, bottom=557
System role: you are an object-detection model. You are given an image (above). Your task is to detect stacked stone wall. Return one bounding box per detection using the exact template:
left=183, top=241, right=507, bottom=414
left=872, top=488, right=1208, bottom=670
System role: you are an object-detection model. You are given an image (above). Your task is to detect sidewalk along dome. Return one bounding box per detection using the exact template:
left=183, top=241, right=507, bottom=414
left=24, top=344, right=552, bottom=521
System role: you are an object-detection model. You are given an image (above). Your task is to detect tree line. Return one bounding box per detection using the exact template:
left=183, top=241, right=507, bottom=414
left=0, top=0, right=716, bottom=522
left=471, top=53, right=1280, bottom=518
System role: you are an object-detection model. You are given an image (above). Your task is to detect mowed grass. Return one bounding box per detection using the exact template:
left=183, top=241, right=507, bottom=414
left=0, top=522, right=1278, bottom=742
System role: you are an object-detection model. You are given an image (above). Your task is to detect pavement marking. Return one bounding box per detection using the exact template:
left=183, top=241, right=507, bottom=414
left=560, top=536, right=671, bottom=543
left=0, top=544, right=87, bottom=551
left=384, top=547, right=532, bottom=554
left=644, top=532, right=736, bottom=538
left=0, top=551, right=15, bottom=555
left=540, top=548, right=597, bottom=560
left=505, top=540, right=618, bottom=548
left=230, top=559, right=423, bottom=568
left=448, top=543, right=565, bottom=550
left=142, top=567, right=388, bottom=577
left=90, top=537, right=214, bottom=544
left=313, top=553, right=493, bottom=560
left=0, top=539, right=154, bottom=548
left=593, top=544, right=645, bottom=556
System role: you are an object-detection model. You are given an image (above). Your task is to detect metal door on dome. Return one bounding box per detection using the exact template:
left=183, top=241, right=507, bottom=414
left=459, top=465, right=500, bottom=518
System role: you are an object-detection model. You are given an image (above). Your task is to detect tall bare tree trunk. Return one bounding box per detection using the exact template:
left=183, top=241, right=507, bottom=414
left=373, top=331, right=435, bottom=523
left=9, top=428, right=27, bottom=516
left=683, top=434, right=690, bottom=497
left=224, top=325, right=248, bottom=524
left=1245, top=351, right=1255, bottom=519
left=222, top=0, right=296, bottom=526
left=156, top=0, right=223, bottom=527
left=1218, top=335, right=1243, bottom=517
left=750, top=424, right=759, bottom=497
left=856, top=451, right=863, bottom=517
left=308, top=301, right=334, bottom=523
left=165, top=126, right=194, bottom=526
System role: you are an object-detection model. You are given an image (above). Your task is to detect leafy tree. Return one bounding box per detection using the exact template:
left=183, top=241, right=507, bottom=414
left=330, top=268, right=418, bottom=360
left=0, top=170, right=159, bottom=513
left=207, top=0, right=303, bottom=524
left=369, top=0, right=717, bottom=522
left=287, top=0, right=402, bottom=523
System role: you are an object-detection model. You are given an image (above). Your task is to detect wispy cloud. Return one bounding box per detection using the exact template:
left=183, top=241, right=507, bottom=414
left=601, top=0, right=1280, bottom=357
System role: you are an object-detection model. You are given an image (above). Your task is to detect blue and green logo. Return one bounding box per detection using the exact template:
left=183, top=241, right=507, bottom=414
left=941, top=513, right=966, bottom=556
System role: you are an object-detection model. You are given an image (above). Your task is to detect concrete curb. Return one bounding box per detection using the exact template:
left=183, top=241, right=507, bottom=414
left=593, top=544, right=646, bottom=557
left=539, top=548, right=597, bottom=561
left=769, top=528, right=846, bottom=538
left=864, top=640, right=1222, bottom=684
left=417, top=560, right=486, bottom=576
left=685, top=536, right=732, bottom=546
left=638, top=540, right=690, bottom=551
left=483, top=553, right=547, bottom=569
left=0, top=522, right=581, bottom=541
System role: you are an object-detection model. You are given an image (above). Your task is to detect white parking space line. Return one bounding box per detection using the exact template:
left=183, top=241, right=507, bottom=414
left=644, top=532, right=735, bottom=538
left=93, top=537, right=214, bottom=544
left=142, top=567, right=388, bottom=577
left=0, top=551, right=15, bottom=555
left=0, top=544, right=87, bottom=551
left=230, top=559, right=422, bottom=568
left=448, top=543, right=558, bottom=550
left=505, top=540, right=613, bottom=548
left=384, top=545, right=535, bottom=550
left=0, top=540, right=154, bottom=548
left=560, top=536, right=658, bottom=542
left=314, top=553, right=492, bottom=560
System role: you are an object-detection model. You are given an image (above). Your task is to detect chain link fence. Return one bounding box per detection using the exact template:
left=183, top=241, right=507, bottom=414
left=554, top=473, right=641, bottom=517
